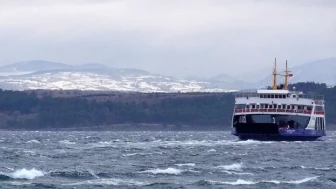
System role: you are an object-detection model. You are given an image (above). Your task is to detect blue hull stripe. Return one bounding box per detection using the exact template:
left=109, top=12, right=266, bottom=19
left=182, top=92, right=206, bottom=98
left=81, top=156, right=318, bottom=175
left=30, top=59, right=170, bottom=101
left=232, top=128, right=326, bottom=141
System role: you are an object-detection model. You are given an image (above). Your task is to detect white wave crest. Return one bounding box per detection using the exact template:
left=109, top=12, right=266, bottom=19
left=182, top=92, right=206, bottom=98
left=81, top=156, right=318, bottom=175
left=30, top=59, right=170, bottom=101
left=209, top=176, right=318, bottom=186
left=300, top=166, right=335, bottom=171
left=216, top=163, right=253, bottom=175
left=265, top=176, right=319, bottom=184
left=59, top=140, right=76, bottom=145
left=91, top=139, right=271, bottom=150
left=210, top=179, right=256, bottom=185
left=140, top=168, right=183, bottom=175
left=66, top=178, right=147, bottom=186
left=228, top=140, right=273, bottom=145
left=4, top=167, right=14, bottom=171
left=222, top=170, right=254, bottom=175
left=7, top=168, right=44, bottom=179
left=208, top=149, right=216, bottom=152
left=122, top=152, right=162, bottom=157
left=175, top=163, right=195, bottom=167
left=163, top=139, right=272, bottom=146
left=26, top=140, right=40, bottom=144
left=122, top=153, right=140, bottom=157
left=315, top=168, right=334, bottom=171
left=216, top=163, right=243, bottom=171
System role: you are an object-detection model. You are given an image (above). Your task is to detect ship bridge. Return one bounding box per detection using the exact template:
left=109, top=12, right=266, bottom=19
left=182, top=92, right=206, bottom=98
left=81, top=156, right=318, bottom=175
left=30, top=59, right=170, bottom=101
left=234, top=89, right=325, bottom=116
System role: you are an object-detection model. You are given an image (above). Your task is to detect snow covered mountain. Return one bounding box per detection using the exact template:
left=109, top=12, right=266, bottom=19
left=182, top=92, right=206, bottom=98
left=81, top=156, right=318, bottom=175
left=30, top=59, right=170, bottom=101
left=0, top=68, right=234, bottom=92
left=0, top=58, right=334, bottom=92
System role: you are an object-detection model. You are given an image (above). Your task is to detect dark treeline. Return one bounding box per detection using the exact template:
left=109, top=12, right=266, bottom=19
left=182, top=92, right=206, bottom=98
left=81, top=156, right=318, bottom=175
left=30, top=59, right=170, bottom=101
left=0, top=90, right=235, bottom=129
left=0, top=82, right=335, bottom=130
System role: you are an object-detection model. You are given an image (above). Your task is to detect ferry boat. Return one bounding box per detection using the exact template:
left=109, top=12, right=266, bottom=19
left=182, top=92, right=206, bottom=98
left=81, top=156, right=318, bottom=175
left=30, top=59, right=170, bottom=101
left=231, top=59, right=326, bottom=141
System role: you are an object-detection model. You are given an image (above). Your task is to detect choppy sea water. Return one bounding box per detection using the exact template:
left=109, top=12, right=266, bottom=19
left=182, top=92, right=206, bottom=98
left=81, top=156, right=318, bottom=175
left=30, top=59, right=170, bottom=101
left=0, top=131, right=335, bottom=189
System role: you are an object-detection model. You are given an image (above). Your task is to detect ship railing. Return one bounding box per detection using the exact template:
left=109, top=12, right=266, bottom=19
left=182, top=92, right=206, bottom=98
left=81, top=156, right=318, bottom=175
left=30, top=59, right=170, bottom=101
left=235, top=92, right=260, bottom=98
left=235, top=92, right=324, bottom=100
left=234, top=108, right=325, bottom=115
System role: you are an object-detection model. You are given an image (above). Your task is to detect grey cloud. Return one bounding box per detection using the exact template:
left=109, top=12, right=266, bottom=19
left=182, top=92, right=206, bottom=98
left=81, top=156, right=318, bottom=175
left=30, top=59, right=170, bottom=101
left=0, top=0, right=335, bottom=78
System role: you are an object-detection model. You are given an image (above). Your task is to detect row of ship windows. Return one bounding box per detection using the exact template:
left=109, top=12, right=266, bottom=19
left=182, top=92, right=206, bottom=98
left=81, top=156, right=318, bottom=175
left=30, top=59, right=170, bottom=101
left=235, top=104, right=324, bottom=111
left=259, top=94, right=295, bottom=99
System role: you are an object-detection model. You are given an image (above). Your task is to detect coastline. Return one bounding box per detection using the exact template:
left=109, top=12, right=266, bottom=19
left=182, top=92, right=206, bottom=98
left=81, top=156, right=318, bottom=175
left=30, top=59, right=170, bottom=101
left=0, top=124, right=230, bottom=131
left=0, top=123, right=335, bottom=131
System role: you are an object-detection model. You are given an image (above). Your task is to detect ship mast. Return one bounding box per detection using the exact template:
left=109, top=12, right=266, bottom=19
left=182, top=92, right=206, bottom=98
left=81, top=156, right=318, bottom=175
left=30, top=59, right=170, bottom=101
left=284, top=60, right=289, bottom=90
left=272, top=58, right=277, bottom=90
left=283, top=60, right=293, bottom=90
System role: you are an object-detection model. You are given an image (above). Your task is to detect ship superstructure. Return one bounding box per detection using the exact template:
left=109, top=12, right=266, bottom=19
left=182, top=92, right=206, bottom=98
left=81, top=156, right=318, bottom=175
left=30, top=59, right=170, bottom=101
left=231, top=59, right=326, bottom=141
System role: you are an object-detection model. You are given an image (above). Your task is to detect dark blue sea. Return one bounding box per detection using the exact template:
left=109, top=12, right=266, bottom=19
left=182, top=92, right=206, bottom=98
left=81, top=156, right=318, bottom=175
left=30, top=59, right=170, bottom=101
left=0, top=131, right=335, bottom=188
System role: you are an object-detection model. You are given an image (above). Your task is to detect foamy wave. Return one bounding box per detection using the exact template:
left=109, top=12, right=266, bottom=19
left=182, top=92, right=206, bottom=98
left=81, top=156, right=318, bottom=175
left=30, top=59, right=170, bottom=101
left=265, top=176, right=319, bottom=184
left=89, top=141, right=117, bottom=148
left=209, top=176, right=318, bottom=185
left=259, top=165, right=334, bottom=171
left=175, top=163, right=195, bottom=167
left=228, top=140, right=273, bottom=145
left=161, top=139, right=272, bottom=147
left=21, top=150, right=42, bottom=157
left=89, top=139, right=270, bottom=150
left=216, top=163, right=253, bottom=175
left=314, top=168, right=334, bottom=171
left=59, top=140, right=76, bottom=145
left=210, top=179, right=256, bottom=185
left=216, top=163, right=243, bottom=171
left=257, top=166, right=276, bottom=170
left=26, top=140, right=40, bottom=144
left=66, top=178, right=147, bottom=186
left=222, top=170, right=254, bottom=176
left=300, top=166, right=335, bottom=171
left=140, top=168, right=183, bottom=175
left=4, top=167, right=14, bottom=171
left=122, top=153, right=141, bottom=157
left=122, top=152, right=162, bottom=157
left=208, top=149, right=216, bottom=152
left=7, top=168, right=44, bottom=180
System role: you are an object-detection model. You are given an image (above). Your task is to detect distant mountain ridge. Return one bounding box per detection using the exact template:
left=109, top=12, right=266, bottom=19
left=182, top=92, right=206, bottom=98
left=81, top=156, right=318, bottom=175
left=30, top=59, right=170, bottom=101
left=76, top=63, right=111, bottom=69
left=0, top=60, right=115, bottom=73
left=208, top=73, right=238, bottom=83
left=0, top=60, right=234, bottom=92
left=256, top=57, right=336, bottom=87
left=288, top=57, right=336, bottom=84
left=0, top=58, right=335, bottom=92
left=0, top=60, right=73, bottom=72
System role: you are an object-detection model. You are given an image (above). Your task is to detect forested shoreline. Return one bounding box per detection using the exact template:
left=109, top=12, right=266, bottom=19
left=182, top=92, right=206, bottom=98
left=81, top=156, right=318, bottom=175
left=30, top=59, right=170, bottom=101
left=0, top=82, right=335, bottom=130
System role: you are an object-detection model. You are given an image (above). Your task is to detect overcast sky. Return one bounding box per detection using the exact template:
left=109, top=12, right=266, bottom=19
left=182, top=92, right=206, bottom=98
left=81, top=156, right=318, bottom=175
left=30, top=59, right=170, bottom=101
left=0, top=0, right=335, bottom=78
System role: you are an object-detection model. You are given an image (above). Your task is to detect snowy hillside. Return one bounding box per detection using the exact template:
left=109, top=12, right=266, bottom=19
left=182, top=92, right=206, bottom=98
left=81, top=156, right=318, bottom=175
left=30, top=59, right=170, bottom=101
left=0, top=69, right=234, bottom=92
left=0, top=58, right=334, bottom=92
